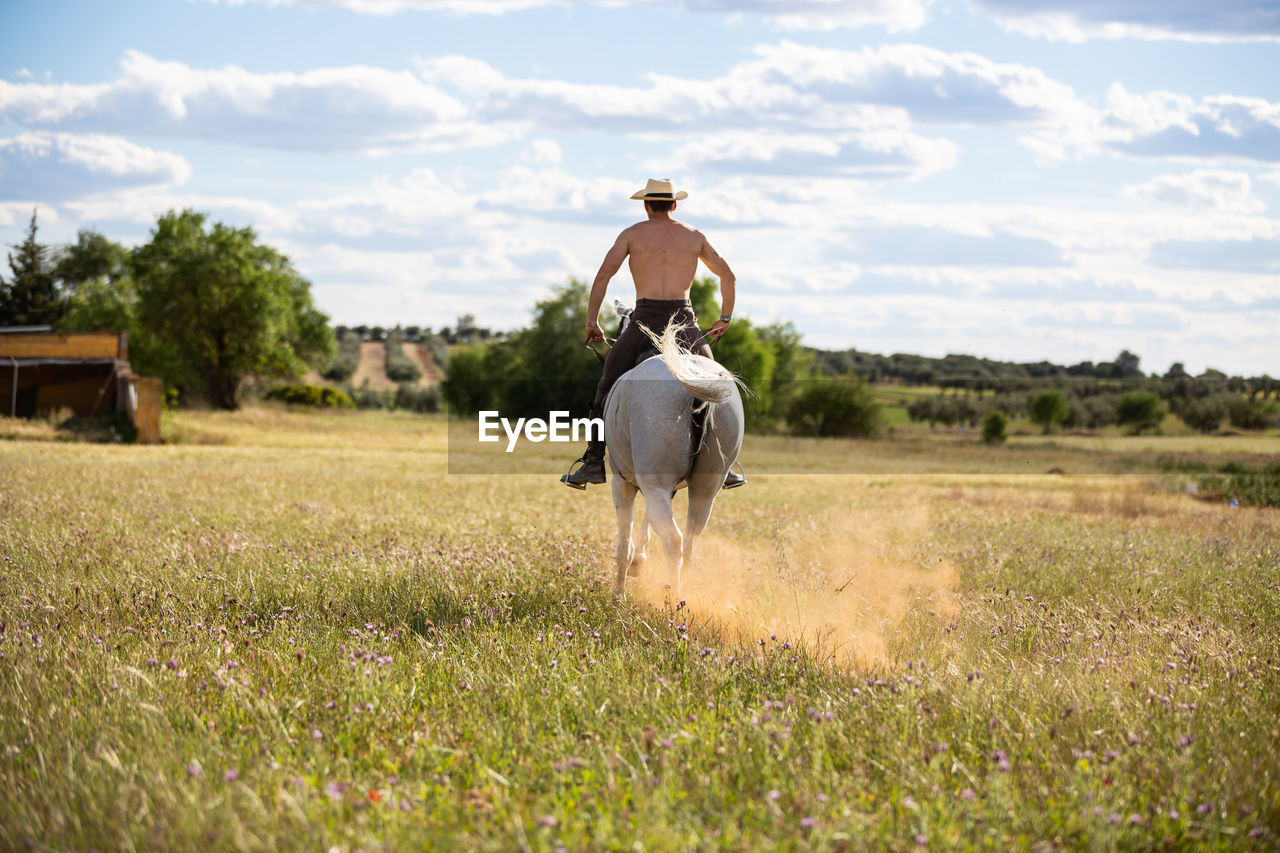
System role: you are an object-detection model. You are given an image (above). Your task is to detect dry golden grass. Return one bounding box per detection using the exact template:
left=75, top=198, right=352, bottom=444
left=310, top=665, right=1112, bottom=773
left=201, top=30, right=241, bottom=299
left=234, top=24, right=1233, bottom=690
left=1, top=409, right=1277, bottom=850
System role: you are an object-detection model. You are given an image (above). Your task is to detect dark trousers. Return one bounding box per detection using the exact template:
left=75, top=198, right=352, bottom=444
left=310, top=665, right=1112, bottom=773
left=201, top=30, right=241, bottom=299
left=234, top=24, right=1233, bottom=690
left=584, top=298, right=714, bottom=460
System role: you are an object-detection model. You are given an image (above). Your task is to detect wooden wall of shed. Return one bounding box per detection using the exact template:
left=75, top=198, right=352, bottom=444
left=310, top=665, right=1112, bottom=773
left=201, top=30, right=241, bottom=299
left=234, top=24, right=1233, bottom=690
left=35, top=376, right=118, bottom=416
left=0, top=331, right=125, bottom=360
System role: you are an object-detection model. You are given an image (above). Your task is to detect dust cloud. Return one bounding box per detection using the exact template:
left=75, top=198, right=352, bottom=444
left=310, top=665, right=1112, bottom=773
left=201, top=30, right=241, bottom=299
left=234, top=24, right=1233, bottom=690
left=624, top=496, right=958, bottom=669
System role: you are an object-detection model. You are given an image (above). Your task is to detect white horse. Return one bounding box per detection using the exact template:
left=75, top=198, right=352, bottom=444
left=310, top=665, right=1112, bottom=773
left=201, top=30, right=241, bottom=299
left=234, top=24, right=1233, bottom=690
left=604, top=321, right=745, bottom=598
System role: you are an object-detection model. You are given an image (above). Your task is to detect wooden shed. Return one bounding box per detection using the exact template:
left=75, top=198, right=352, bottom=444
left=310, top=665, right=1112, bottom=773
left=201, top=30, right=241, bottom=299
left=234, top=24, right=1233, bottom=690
left=0, top=328, right=163, bottom=443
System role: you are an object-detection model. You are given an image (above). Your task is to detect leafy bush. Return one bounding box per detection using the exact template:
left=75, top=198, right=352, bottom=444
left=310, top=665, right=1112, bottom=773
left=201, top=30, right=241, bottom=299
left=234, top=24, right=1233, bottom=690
left=907, top=396, right=942, bottom=427
left=1030, top=389, right=1069, bottom=434
left=786, top=378, right=882, bottom=438
left=422, top=333, right=449, bottom=373
left=394, top=384, right=441, bottom=413
left=346, top=384, right=393, bottom=410
left=1177, top=394, right=1230, bottom=433
left=982, top=409, right=1009, bottom=444
left=907, top=395, right=982, bottom=429
left=441, top=346, right=498, bottom=413
left=265, top=383, right=354, bottom=408
left=1227, top=397, right=1272, bottom=431
left=1065, top=394, right=1119, bottom=430
left=384, top=329, right=422, bottom=383
left=1115, top=391, right=1165, bottom=435
left=324, top=330, right=361, bottom=382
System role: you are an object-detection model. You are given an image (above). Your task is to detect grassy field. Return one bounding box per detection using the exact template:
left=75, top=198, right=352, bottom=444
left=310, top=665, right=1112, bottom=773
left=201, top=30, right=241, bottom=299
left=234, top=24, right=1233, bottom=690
left=1, top=409, right=1277, bottom=850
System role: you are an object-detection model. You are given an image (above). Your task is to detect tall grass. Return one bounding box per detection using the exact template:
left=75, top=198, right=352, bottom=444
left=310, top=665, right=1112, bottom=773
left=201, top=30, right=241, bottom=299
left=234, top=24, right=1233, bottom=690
left=1, top=412, right=1276, bottom=849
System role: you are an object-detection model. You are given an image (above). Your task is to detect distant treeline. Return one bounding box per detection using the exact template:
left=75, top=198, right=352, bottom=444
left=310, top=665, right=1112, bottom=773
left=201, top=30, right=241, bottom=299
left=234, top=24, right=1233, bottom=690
left=813, top=346, right=1279, bottom=400
left=904, top=386, right=1277, bottom=435
left=334, top=315, right=508, bottom=346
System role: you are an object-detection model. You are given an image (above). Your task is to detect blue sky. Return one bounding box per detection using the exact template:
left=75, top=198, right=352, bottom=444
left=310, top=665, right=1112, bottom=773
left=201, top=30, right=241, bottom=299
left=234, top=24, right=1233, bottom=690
left=2, top=0, right=1277, bottom=375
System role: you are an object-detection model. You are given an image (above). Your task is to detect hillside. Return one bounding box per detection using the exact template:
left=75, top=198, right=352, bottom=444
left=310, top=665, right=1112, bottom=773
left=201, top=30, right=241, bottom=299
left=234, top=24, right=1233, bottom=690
left=348, top=341, right=442, bottom=390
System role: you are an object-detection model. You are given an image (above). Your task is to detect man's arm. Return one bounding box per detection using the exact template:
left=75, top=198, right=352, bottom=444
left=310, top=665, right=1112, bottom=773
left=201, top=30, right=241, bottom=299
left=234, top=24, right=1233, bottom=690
left=585, top=231, right=629, bottom=343
left=699, top=236, right=736, bottom=341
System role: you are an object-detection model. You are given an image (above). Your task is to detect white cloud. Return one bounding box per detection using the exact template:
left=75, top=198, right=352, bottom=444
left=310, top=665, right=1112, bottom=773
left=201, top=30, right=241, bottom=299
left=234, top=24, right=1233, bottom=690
left=0, top=202, right=60, bottom=228
left=0, top=132, right=191, bottom=201
left=210, top=0, right=931, bottom=31
left=420, top=42, right=1087, bottom=134
left=972, top=0, right=1280, bottom=43
left=473, top=166, right=639, bottom=219
left=661, top=125, right=956, bottom=181
left=1024, top=86, right=1280, bottom=164
left=1102, top=87, right=1280, bottom=163
left=524, top=138, right=563, bottom=165
left=1122, top=170, right=1262, bottom=214
left=0, top=50, right=503, bottom=153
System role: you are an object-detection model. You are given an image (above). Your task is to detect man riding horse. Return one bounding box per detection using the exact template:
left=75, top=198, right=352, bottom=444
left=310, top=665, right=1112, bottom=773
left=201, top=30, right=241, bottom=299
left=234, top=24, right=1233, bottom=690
left=562, top=178, right=746, bottom=490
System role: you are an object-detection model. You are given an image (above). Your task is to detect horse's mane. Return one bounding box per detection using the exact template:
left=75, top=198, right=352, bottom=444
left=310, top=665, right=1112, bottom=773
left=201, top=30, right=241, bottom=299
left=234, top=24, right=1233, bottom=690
left=639, top=321, right=748, bottom=405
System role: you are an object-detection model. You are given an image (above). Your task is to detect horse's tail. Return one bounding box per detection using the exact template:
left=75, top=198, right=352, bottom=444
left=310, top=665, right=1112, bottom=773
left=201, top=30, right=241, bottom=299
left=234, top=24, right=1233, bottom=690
left=641, top=321, right=744, bottom=405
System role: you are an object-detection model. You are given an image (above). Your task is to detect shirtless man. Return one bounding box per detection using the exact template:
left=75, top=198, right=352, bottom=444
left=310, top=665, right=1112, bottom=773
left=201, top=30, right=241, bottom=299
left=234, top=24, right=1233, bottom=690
left=561, top=178, right=745, bottom=489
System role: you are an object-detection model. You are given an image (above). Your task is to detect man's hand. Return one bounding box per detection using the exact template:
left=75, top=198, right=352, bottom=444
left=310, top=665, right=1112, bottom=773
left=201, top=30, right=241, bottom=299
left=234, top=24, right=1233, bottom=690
left=584, top=321, right=606, bottom=344
left=704, top=319, right=731, bottom=342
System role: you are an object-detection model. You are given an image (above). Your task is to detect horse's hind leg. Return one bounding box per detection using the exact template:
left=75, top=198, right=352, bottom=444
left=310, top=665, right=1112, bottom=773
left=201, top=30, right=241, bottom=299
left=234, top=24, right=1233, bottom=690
left=629, top=514, right=650, bottom=577
left=682, top=478, right=720, bottom=571
left=612, top=477, right=639, bottom=598
left=640, top=486, right=683, bottom=596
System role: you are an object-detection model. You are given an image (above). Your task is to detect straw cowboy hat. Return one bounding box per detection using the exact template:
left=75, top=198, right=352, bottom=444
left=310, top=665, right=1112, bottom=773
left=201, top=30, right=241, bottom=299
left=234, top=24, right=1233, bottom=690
left=631, top=178, right=688, bottom=201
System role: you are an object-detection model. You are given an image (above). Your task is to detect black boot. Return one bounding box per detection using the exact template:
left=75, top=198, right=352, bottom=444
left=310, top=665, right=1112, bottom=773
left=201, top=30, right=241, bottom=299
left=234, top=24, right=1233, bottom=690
left=723, top=462, right=747, bottom=490
left=561, top=448, right=606, bottom=489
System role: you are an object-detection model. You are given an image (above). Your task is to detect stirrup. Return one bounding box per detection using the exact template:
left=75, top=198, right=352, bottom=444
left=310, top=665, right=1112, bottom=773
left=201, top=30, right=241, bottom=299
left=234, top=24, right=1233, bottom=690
left=723, top=461, right=747, bottom=490
left=560, top=455, right=605, bottom=489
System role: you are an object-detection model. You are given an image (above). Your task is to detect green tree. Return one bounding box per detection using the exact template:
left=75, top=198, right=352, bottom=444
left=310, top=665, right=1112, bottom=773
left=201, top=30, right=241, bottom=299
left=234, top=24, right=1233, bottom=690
left=1115, top=391, right=1165, bottom=435
left=441, top=279, right=613, bottom=418
left=131, top=209, right=334, bottom=409
left=1177, top=394, right=1228, bottom=433
left=0, top=210, right=64, bottom=327
left=1111, top=349, right=1142, bottom=379
left=1227, top=397, right=1272, bottom=431
left=690, top=277, right=775, bottom=418
left=982, top=409, right=1009, bottom=444
left=53, top=229, right=130, bottom=291
left=757, top=321, right=813, bottom=421
left=62, top=276, right=138, bottom=334
left=786, top=377, right=882, bottom=438
left=1030, top=389, right=1069, bottom=434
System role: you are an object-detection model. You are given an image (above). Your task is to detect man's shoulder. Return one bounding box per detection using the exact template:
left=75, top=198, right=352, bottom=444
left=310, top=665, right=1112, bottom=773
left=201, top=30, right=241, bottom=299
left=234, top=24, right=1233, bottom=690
left=617, top=221, right=649, bottom=240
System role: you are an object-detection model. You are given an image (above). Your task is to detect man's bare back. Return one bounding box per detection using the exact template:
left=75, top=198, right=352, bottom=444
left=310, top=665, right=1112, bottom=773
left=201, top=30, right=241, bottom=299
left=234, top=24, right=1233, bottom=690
left=623, top=218, right=712, bottom=300
left=585, top=202, right=735, bottom=344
